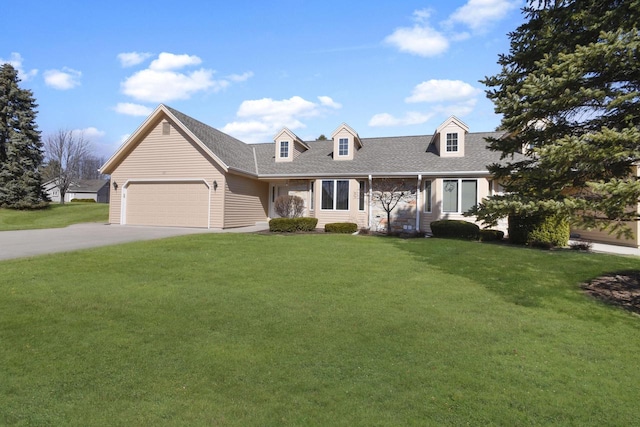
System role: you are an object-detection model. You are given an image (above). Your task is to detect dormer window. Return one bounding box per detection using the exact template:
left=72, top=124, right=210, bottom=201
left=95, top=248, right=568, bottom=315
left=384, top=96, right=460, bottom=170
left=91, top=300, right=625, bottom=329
left=331, top=123, right=362, bottom=161
left=280, top=141, right=289, bottom=158
left=274, top=128, right=308, bottom=162
left=338, top=138, right=349, bottom=156
left=446, top=133, right=458, bottom=152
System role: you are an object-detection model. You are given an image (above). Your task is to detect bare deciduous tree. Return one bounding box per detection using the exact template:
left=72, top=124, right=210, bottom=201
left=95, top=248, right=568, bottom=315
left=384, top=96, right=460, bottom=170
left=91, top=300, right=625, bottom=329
left=274, top=195, right=305, bottom=218
left=371, top=178, right=412, bottom=234
left=43, top=129, right=92, bottom=204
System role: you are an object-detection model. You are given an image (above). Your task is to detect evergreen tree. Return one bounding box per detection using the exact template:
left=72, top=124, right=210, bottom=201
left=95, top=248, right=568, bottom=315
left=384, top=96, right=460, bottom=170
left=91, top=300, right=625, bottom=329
left=0, top=63, right=48, bottom=209
left=471, top=0, right=640, bottom=237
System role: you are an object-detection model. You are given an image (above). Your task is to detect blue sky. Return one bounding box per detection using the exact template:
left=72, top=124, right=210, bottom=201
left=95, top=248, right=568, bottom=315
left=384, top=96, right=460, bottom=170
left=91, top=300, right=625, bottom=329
left=1, top=0, right=524, bottom=159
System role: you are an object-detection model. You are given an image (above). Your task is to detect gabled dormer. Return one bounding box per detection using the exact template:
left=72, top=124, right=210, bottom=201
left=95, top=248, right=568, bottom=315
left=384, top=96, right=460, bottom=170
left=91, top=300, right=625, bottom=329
left=431, top=116, right=469, bottom=157
left=274, top=128, right=309, bottom=162
left=331, top=123, right=362, bottom=161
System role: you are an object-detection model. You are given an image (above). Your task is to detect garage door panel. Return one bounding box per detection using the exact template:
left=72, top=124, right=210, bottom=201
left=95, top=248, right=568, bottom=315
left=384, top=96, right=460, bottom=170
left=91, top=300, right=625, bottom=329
left=126, top=182, right=209, bottom=228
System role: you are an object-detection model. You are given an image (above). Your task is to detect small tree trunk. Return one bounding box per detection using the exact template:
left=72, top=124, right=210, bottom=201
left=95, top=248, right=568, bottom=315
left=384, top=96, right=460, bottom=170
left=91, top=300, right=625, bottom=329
left=387, top=210, right=392, bottom=235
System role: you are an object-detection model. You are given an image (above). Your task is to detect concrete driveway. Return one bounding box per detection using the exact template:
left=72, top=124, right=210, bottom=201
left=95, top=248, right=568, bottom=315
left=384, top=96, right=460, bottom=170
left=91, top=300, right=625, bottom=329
left=0, top=222, right=268, bottom=261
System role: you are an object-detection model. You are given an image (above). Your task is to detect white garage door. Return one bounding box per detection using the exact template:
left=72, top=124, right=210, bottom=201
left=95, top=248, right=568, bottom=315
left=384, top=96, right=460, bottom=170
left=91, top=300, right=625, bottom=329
left=125, top=181, right=210, bottom=228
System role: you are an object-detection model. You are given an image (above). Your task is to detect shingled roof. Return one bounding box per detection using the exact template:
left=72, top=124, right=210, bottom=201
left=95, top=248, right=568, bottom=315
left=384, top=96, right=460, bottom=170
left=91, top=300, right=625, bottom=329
left=164, top=105, right=257, bottom=175
left=105, top=105, right=507, bottom=178
left=251, top=131, right=507, bottom=177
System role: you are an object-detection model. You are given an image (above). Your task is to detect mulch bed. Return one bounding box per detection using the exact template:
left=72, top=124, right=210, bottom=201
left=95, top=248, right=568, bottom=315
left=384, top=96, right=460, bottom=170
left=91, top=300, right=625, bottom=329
left=581, top=271, right=640, bottom=315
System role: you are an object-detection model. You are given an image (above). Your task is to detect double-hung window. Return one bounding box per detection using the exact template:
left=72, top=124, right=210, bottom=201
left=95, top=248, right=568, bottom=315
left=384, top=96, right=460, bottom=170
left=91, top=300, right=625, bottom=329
left=338, top=138, right=349, bottom=156
left=280, top=141, right=289, bottom=158
left=446, top=133, right=458, bottom=152
left=321, top=180, right=349, bottom=210
left=443, top=179, right=477, bottom=213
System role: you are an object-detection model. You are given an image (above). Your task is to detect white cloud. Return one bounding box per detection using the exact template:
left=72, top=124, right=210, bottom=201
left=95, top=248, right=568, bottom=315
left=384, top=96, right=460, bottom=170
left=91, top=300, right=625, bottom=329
left=237, top=96, right=321, bottom=120
left=227, top=71, right=254, bottom=82
left=73, top=127, right=105, bottom=138
left=432, top=99, right=479, bottom=117
left=120, top=52, right=247, bottom=103
left=149, top=52, right=202, bottom=71
left=122, top=68, right=219, bottom=103
left=405, top=79, right=481, bottom=103
left=43, top=67, right=82, bottom=90
left=369, top=111, right=434, bottom=127
left=384, top=9, right=449, bottom=57
left=114, top=102, right=153, bottom=116
left=117, top=52, right=152, bottom=67
left=318, top=96, right=342, bottom=109
left=369, top=79, right=481, bottom=128
left=223, top=95, right=341, bottom=143
left=0, top=52, right=38, bottom=81
left=449, top=0, right=520, bottom=32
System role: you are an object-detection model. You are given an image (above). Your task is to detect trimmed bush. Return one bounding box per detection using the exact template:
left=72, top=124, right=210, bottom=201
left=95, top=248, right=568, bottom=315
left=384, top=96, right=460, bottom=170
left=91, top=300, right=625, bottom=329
left=296, top=217, right=318, bottom=232
left=325, top=222, right=358, bottom=233
left=70, top=198, right=97, bottom=203
left=508, top=214, right=570, bottom=248
left=430, top=220, right=480, bottom=240
left=269, top=217, right=318, bottom=232
left=479, top=229, right=505, bottom=242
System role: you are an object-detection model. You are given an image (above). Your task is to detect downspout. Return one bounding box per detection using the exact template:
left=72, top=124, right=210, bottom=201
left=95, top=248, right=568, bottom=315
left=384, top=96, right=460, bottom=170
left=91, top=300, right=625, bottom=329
left=416, top=174, right=422, bottom=231
left=368, top=174, right=373, bottom=229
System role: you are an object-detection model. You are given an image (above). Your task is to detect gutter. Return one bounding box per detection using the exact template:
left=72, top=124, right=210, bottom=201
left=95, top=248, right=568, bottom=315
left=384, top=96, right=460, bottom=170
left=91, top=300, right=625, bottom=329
left=255, top=170, right=491, bottom=179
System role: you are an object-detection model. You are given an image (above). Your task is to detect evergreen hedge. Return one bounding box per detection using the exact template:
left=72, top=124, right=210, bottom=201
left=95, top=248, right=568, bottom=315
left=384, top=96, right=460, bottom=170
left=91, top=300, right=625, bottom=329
left=479, top=229, right=505, bottom=242
left=269, top=217, right=318, bottom=232
left=430, top=220, right=480, bottom=240
left=508, top=214, right=569, bottom=248
left=324, top=222, right=358, bottom=233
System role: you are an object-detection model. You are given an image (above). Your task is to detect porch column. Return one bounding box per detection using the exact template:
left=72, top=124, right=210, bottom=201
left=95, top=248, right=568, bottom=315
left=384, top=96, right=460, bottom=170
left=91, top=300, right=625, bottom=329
left=368, top=174, right=373, bottom=229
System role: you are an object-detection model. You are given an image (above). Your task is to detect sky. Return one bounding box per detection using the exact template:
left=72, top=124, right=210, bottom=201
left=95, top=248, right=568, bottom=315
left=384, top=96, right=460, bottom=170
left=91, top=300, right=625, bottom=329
left=1, top=0, right=524, bottom=159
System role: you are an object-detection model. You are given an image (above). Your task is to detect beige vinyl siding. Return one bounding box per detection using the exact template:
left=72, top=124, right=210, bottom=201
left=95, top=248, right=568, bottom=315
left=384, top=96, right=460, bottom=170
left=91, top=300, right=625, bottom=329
left=420, top=177, right=494, bottom=233
left=125, top=181, right=209, bottom=227
left=313, top=179, right=365, bottom=228
left=573, top=224, right=640, bottom=248
left=108, top=118, right=225, bottom=227
left=223, top=173, right=269, bottom=228
left=293, top=141, right=306, bottom=159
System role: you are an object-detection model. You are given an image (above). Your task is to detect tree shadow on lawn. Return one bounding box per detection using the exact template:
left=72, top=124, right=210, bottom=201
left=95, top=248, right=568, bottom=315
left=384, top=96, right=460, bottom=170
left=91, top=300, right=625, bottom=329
left=386, top=236, right=640, bottom=315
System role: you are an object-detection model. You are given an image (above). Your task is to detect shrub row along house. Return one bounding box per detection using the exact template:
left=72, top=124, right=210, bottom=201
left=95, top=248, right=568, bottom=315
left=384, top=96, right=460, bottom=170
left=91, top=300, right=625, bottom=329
left=99, top=104, right=638, bottom=246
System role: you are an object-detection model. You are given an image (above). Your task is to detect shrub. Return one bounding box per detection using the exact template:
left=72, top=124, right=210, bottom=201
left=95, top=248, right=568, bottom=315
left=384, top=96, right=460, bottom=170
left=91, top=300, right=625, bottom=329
left=430, top=220, right=480, bottom=240
left=479, top=229, right=504, bottom=242
left=325, top=222, right=358, bottom=233
left=70, top=198, right=96, bottom=203
left=295, top=217, right=318, bottom=232
left=269, top=217, right=318, bottom=232
left=508, top=214, right=570, bottom=248
left=570, top=241, right=593, bottom=251
left=274, top=195, right=305, bottom=218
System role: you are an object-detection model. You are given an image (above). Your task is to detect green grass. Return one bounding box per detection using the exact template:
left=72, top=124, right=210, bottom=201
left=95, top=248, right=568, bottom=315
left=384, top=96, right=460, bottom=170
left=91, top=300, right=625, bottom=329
left=0, top=203, right=108, bottom=231
left=1, top=234, right=640, bottom=425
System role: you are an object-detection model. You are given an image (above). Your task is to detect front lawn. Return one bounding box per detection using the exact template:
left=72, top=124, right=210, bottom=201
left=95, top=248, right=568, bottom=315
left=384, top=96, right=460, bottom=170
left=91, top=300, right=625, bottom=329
left=0, top=203, right=109, bottom=231
left=1, top=234, right=639, bottom=425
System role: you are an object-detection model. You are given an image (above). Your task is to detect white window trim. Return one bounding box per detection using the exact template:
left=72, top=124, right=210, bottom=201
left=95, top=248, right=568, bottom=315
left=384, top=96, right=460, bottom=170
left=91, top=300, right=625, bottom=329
left=423, top=180, right=432, bottom=213
left=358, top=180, right=366, bottom=211
left=321, top=179, right=349, bottom=211
left=442, top=178, right=477, bottom=214
left=279, top=141, right=289, bottom=158
left=446, top=133, right=458, bottom=152
left=338, top=138, right=349, bottom=156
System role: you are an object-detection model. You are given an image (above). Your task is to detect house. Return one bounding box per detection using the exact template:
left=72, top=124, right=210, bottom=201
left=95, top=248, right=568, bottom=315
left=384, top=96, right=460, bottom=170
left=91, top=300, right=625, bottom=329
left=44, top=179, right=110, bottom=203
left=98, top=104, right=640, bottom=246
